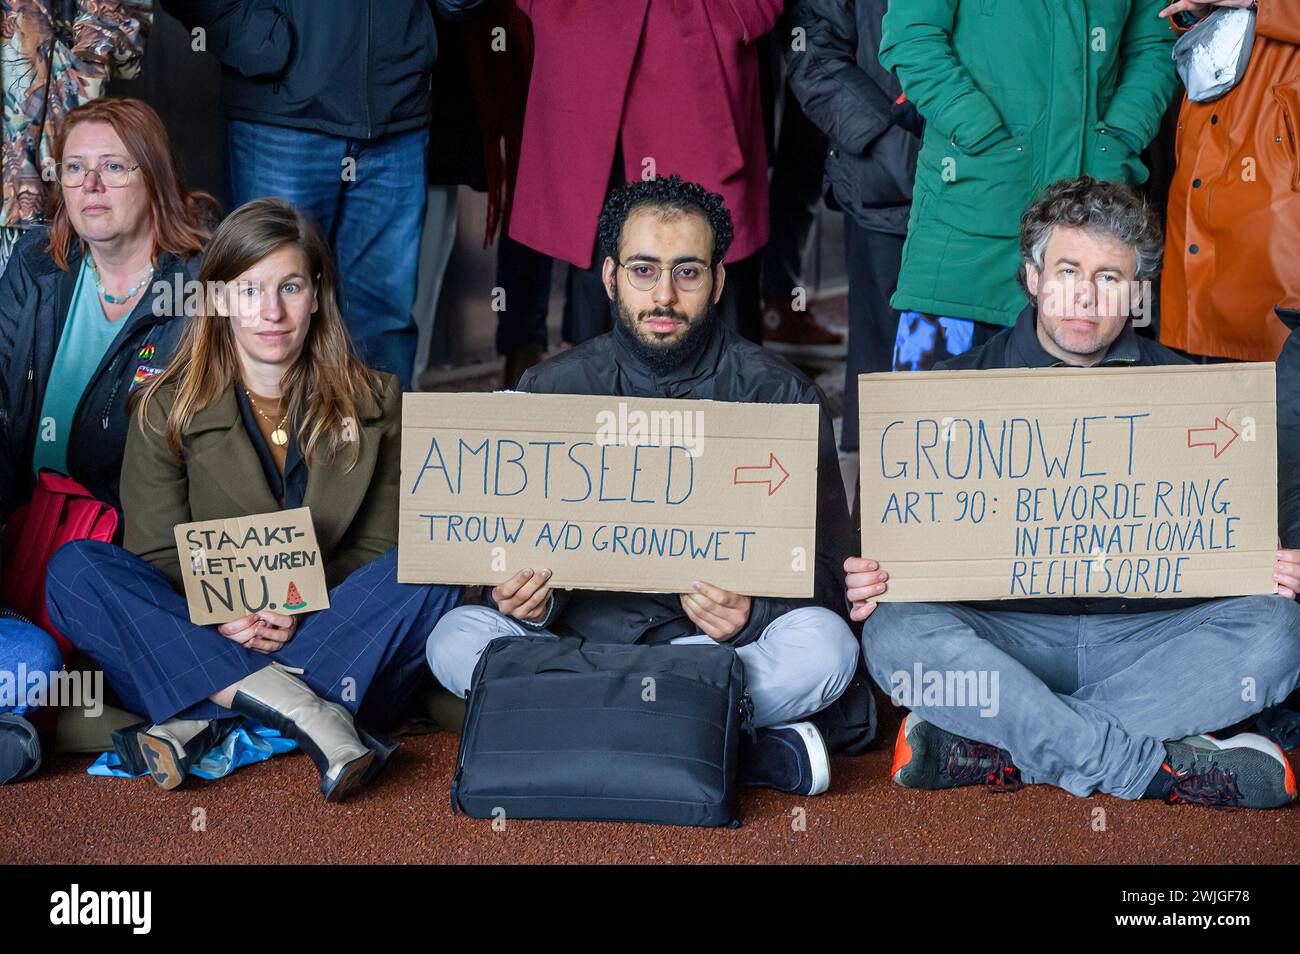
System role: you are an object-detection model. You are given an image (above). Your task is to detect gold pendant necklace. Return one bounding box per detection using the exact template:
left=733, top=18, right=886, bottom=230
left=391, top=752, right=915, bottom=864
left=243, top=387, right=289, bottom=446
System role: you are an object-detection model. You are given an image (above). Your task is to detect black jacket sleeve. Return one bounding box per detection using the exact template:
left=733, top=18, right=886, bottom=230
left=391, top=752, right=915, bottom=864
left=786, top=0, right=895, bottom=155
left=161, top=0, right=294, bottom=80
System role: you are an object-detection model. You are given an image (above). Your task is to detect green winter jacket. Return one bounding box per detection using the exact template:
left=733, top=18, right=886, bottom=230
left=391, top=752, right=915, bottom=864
left=880, top=0, right=1176, bottom=326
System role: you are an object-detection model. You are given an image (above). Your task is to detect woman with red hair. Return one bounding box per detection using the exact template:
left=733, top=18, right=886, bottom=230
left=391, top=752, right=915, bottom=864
left=0, top=97, right=217, bottom=784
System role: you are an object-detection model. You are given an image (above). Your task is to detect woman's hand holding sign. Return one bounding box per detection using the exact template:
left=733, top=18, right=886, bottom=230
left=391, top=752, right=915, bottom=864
left=493, top=568, right=554, bottom=622
left=845, top=557, right=889, bottom=622
left=681, top=581, right=751, bottom=642
left=217, top=611, right=299, bottom=653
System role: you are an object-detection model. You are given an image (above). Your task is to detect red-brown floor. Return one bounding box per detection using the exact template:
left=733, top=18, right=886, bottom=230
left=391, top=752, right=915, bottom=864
left=4, top=702, right=1297, bottom=865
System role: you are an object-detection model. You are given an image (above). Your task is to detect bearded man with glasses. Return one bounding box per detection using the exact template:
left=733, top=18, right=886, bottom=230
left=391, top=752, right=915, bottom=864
left=426, top=175, right=870, bottom=797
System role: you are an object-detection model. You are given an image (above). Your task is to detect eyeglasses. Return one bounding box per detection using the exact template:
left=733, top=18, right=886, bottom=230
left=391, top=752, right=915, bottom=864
left=618, top=259, right=710, bottom=293
left=55, top=159, right=141, bottom=188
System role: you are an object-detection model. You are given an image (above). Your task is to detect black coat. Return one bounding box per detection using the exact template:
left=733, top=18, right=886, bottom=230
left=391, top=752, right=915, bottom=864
left=163, top=0, right=484, bottom=140
left=0, top=229, right=200, bottom=522
left=1276, top=307, right=1300, bottom=549
left=785, top=0, right=919, bottom=236
left=510, top=321, right=854, bottom=648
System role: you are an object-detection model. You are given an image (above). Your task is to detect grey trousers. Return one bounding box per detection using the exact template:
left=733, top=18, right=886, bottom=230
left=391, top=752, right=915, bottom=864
left=427, top=603, right=860, bottom=728
left=862, top=596, right=1300, bottom=798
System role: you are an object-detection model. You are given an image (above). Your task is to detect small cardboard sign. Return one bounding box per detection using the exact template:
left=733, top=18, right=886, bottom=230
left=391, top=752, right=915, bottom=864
left=398, top=392, right=820, bottom=597
left=858, top=363, right=1278, bottom=601
left=173, top=506, right=329, bottom=625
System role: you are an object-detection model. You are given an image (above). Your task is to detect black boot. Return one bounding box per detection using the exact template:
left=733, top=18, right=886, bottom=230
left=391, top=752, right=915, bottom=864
left=133, top=718, right=216, bottom=790
left=230, top=663, right=373, bottom=802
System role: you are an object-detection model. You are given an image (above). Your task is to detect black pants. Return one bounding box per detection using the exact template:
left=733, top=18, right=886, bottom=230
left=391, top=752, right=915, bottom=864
left=760, top=83, right=828, bottom=302
left=841, top=217, right=905, bottom=451
left=495, top=233, right=552, bottom=357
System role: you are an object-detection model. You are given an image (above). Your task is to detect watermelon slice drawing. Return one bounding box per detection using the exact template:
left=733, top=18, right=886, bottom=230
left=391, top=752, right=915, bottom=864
left=283, top=581, right=307, bottom=611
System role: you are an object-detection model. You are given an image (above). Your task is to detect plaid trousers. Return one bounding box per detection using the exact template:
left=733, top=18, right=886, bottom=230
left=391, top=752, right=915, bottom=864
left=46, top=541, right=460, bottom=729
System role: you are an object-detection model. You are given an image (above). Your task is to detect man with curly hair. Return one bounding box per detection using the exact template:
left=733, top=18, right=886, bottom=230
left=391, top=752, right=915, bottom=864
left=427, top=175, right=865, bottom=796
left=845, top=176, right=1300, bottom=809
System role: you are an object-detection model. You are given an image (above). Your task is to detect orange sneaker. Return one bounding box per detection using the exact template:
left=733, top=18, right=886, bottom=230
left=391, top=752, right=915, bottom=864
left=891, top=713, right=1022, bottom=791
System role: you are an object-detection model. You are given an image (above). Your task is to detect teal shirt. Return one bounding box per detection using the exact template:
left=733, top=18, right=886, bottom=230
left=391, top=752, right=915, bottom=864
left=31, top=260, right=127, bottom=478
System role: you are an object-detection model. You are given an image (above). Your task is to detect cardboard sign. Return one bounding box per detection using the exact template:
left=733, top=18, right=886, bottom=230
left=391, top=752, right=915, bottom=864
left=858, top=364, right=1278, bottom=602
left=398, top=392, right=820, bottom=597
left=174, top=507, right=330, bottom=625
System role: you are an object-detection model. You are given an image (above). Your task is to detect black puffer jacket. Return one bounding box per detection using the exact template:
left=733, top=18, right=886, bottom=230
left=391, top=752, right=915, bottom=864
left=0, top=229, right=200, bottom=521
left=785, top=0, right=919, bottom=236
left=511, top=321, right=853, bottom=648
left=163, top=0, right=484, bottom=139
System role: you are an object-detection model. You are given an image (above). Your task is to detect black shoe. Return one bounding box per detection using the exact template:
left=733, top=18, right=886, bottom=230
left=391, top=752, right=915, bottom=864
left=891, top=713, right=1022, bottom=791
left=0, top=714, right=42, bottom=784
left=1162, top=733, right=1297, bottom=809
left=739, top=722, right=831, bottom=795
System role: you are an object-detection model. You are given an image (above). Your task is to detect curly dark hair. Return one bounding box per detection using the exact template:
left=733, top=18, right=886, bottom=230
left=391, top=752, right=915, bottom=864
left=596, top=174, right=735, bottom=268
left=1018, top=176, right=1163, bottom=297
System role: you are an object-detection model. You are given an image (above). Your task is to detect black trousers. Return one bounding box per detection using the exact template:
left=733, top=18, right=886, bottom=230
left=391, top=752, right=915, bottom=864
left=760, top=83, right=828, bottom=302
left=841, top=217, right=904, bottom=451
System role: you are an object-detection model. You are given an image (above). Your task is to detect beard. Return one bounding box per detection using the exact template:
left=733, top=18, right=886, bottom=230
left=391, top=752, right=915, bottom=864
left=610, top=286, right=717, bottom=377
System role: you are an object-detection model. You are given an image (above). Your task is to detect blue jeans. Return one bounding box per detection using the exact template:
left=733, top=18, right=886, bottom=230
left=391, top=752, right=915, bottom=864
left=226, top=120, right=430, bottom=388
left=862, top=596, right=1300, bottom=799
left=0, top=617, right=63, bottom=716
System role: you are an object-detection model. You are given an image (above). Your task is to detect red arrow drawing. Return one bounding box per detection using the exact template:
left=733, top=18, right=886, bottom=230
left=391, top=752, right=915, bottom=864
left=733, top=453, right=790, bottom=496
left=1186, top=417, right=1239, bottom=459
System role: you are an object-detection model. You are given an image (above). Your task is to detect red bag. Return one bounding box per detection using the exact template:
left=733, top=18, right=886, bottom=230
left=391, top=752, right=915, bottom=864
left=1, top=470, right=119, bottom=662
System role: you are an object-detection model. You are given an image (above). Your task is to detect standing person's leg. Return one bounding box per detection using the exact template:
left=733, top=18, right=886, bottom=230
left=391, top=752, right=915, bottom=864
left=496, top=234, right=553, bottom=387
left=562, top=257, right=614, bottom=346
left=411, top=183, right=460, bottom=383
left=841, top=219, right=904, bottom=451
left=759, top=83, right=843, bottom=355
left=332, top=127, right=431, bottom=387
left=670, top=606, right=859, bottom=727
left=863, top=601, right=1167, bottom=798
left=759, top=84, right=827, bottom=307
left=224, top=120, right=347, bottom=235
left=715, top=253, right=764, bottom=345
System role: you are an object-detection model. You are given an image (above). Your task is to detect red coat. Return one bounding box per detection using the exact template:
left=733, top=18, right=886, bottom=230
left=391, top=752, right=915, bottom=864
left=509, top=0, right=782, bottom=269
